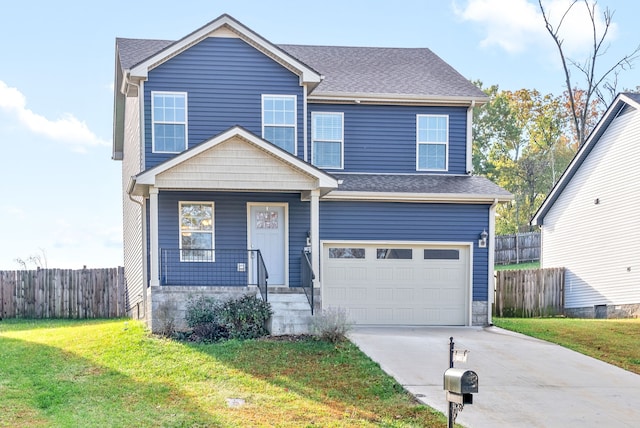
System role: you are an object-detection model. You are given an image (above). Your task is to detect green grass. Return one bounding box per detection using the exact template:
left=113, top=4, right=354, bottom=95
left=493, top=318, right=640, bottom=375
left=0, top=319, right=449, bottom=427
left=494, top=261, right=540, bottom=271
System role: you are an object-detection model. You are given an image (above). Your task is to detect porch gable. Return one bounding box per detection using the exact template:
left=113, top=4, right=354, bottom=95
left=130, top=126, right=338, bottom=195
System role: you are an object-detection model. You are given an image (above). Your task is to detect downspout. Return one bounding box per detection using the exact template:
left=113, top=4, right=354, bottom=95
left=127, top=78, right=149, bottom=298
left=303, top=84, right=308, bottom=162
left=487, top=198, right=499, bottom=325
left=466, top=100, right=475, bottom=174
left=124, top=74, right=149, bottom=318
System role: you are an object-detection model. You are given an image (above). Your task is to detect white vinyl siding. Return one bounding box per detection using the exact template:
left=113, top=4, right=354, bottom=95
left=122, top=95, right=145, bottom=314
left=416, top=114, right=448, bottom=171
left=541, top=107, right=640, bottom=308
left=312, top=112, right=343, bottom=169
left=262, top=94, right=297, bottom=154
left=152, top=92, right=188, bottom=153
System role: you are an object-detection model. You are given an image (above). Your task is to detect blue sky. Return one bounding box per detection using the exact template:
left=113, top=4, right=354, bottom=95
left=1, top=0, right=638, bottom=269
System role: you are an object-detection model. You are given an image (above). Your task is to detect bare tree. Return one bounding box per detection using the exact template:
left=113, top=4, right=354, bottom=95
left=539, top=0, right=640, bottom=146
left=14, top=248, right=48, bottom=270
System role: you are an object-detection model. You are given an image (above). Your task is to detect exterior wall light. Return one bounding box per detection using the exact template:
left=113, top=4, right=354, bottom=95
left=478, top=230, right=488, bottom=248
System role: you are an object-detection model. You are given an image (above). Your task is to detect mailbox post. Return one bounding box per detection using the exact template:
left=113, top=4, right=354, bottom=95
left=444, top=337, right=478, bottom=427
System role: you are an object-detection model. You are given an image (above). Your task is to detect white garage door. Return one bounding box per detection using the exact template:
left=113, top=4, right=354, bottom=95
left=322, top=243, right=470, bottom=325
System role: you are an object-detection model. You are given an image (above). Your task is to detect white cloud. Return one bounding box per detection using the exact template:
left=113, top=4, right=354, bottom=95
left=454, top=0, right=617, bottom=56
left=0, top=80, right=109, bottom=152
left=0, top=205, right=26, bottom=217
left=539, top=0, right=617, bottom=56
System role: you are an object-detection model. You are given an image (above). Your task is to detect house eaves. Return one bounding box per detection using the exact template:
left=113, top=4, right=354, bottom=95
left=531, top=92, right=640, bottom=226
left=308, top=93, right=488, bottom=106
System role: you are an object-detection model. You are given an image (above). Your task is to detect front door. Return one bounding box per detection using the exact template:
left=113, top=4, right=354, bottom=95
left=248, top=203, right=287, bottom=286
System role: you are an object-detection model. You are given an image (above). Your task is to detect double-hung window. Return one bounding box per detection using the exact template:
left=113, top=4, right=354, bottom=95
left=179, top=202, right=214, bottom=262
left=152, top=92, right=187, bottom=153
left=312, top=112, right=343, bottom=169
left=417, top=114, right=448, bottom=171
left=262, top=95, right=296, bottom=154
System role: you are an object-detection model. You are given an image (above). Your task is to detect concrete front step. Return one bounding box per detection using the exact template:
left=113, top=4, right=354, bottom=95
left=266, top=291, right=313, bottom=335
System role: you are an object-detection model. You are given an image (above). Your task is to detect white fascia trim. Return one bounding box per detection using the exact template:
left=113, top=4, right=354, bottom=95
left=309, top=93, right=488, bottom=106
left=128, top=15, right=321, bottom=84
left=322, top=191, right=514, bottom=203
left=133, top=126, right=338, bottom=189
left=531, top=94, right=639, bottom=225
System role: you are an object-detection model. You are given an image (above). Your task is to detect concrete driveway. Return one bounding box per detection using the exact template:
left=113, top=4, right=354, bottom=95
left=348, top=326, right=640, bottom=427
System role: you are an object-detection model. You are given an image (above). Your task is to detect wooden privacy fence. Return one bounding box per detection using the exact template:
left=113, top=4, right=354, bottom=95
left=495, top=232, right=541, bottom=265
left=494, top=267, right=564, bottom=317
left=0, top=267, right=126, bottom=319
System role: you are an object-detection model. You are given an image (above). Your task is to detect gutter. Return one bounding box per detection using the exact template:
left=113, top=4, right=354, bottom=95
left=308, top=93, right=488, bottom=106
left=322, top=191, right=513, bottom=204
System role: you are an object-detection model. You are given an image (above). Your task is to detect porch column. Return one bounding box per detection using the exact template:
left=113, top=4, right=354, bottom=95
left=149, top=187, right=160, bottom=287
left=310, top=189, right=320, bottom=287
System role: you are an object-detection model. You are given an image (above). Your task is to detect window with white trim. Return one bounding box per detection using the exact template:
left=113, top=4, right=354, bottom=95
left=179, top=202, right=214, bottom=262
left=152, top=92, right=187, bottom=153
left=262, top=95, right=296, bottom=153
left=312, top=112, right=343, bottom=168
left=417, top=114, right=448, bottom=171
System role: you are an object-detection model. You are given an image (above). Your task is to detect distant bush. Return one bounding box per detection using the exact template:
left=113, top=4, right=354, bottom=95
left=185, top=294, right=272, bottom=342
left=311, top=307, right=352, bottom=343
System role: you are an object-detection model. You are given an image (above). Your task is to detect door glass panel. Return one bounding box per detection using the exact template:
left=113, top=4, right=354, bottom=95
left=376, top=249, right=413, bottom=259
left=328, top=248, right=365, bottom=259
left=255, top=211, right=279, bottom=229
left=424, top=249, right=459, bottom=260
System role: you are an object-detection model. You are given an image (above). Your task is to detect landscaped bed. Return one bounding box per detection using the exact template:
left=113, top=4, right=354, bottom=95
left=0, top=319, right=450, bottom=427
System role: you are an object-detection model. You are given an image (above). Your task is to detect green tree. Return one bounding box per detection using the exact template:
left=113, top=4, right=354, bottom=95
left=473, top=85, right=575, bottom=234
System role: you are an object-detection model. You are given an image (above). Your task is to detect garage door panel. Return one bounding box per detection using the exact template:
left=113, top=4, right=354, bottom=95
left=323, top=243, right=469, bottom=326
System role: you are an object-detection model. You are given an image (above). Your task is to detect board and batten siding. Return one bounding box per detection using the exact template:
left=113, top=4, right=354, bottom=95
left=541, top=106, right=640, bottom=308
left=155, top=191, right=310, bottom=287
left=308, top=104, right=468, bottom=174
left=143, top=37, right=304, bottom=169
left=319, top=201, right=490, bottom=301
left=122, top=95, right=145, bottom=315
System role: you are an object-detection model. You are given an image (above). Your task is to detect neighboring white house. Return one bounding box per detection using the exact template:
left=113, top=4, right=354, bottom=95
left=532, top=92, right=640, bottom=318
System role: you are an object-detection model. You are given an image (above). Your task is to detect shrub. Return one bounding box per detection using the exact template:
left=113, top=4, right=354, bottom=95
left=184, top=294, right=272, bottom=342
left=220, top=294, right=272, bottom=340
left=185, top=295, right=222, bottom=327
left=311, top=307, right=352, bottom=343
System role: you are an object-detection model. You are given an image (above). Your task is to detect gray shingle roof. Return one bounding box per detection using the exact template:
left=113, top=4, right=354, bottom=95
left=623, top=92, right=640, bottom=104
left=279, top=44, right=486, bottom=98
left=116, top=37, right=486, bottom=99
left=117, top=38, right=173, bottom=70
left=332, top=173, right=513, bottom=198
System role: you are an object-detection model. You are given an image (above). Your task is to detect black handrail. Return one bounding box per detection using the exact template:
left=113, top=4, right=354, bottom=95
left=255, top=249, right=268, bottom=302
left=301, top=249, right=315, bottom=314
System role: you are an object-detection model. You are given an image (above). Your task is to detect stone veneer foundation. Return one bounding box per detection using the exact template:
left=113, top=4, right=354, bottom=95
left=564, top=303, right=640, bottom=319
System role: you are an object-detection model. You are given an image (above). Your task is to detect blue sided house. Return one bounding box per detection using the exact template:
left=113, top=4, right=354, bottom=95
left=112, top=14, right=512, bottom=334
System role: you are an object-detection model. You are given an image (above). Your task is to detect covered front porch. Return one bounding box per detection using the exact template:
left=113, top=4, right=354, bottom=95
left=128, top=126, right=337, bottom=333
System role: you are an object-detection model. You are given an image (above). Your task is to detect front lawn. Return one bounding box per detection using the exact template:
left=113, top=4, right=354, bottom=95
left=0, top=319, right=448, bottom=427
left=493, top=317, right=640, bottom=375
left=494, top=261, right=540, bottom=271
